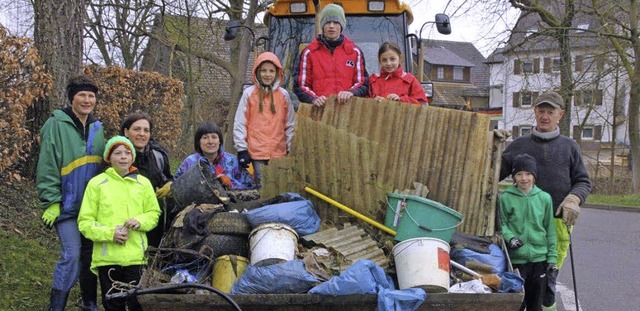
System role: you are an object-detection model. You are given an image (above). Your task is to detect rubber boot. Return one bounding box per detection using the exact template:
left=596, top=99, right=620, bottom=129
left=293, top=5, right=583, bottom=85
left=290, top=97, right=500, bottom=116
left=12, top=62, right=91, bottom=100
left=48, top=288, right=69, bottom=311
left=79, top=236, right=99, bottom=311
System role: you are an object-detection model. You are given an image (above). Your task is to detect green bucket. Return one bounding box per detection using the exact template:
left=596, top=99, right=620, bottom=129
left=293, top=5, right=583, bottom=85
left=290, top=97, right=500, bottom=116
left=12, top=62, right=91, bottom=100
left=386, top=193, right=463, bottom=242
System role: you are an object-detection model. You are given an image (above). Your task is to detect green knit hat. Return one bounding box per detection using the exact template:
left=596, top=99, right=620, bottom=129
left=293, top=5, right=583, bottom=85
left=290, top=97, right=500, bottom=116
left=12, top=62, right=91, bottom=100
left=104, top=135, right=136, bottom=163
left=320, top=4, right=346, bottom=31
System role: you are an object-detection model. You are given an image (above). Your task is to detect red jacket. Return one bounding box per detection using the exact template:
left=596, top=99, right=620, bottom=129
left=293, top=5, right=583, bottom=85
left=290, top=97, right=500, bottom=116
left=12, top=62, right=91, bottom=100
left=369, top=66, right=427, bottom=105
left=294, top=35, right=368, bottom=103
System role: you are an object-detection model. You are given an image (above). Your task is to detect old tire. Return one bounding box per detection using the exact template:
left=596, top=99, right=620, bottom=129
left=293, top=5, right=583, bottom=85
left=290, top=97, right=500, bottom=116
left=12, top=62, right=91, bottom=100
left=196, top=233, right=249, bottom=258
left=206, top=212, right=252, bottom=236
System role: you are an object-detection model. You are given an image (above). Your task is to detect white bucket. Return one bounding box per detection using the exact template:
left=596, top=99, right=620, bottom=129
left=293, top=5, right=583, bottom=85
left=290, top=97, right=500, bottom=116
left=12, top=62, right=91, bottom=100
left=249, top=223, right=298, bottom=266
left=392, top=237, right=450, bottom=292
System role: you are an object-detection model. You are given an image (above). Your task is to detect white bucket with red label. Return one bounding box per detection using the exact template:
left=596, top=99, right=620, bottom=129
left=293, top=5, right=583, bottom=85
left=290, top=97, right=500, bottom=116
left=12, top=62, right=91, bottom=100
left=392, top=237, right=450, bottom=292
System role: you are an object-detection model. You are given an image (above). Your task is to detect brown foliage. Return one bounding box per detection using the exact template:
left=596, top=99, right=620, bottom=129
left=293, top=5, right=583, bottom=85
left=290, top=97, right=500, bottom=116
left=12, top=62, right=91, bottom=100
left=85, top=66, right=184, bottom=152
left=0, top=26, right=53, bottom=179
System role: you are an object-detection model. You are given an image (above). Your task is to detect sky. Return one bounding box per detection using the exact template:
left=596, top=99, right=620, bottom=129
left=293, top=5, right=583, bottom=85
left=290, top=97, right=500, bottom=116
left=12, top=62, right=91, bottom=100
left=405, top=0, right=520, bottom=57
left=0, top=0, right=521, bottom=58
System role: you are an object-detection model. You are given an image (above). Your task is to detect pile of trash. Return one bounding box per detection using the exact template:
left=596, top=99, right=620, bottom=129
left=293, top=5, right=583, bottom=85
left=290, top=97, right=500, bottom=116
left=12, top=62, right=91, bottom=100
left=141, top=188, right=524, bottom=311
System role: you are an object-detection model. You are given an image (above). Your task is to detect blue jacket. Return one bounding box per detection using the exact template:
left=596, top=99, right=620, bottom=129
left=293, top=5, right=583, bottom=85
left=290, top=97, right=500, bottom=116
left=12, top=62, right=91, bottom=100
left=36, top=108, right=105, bottom=222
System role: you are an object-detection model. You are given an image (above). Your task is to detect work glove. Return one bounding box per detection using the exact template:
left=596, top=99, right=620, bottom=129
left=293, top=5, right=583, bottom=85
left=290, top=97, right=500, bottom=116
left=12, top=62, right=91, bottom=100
left=556, top=193, right=581, bottom=226
left=546, top=263, right=558, bottom=273
left=42, top=203, right=61, bottom=229
left=508, top=237, right=524, bottom=250
left=155, top=181, right=173, bottom=199
left=237, top=150, right=252, bottom=169
left=492, top=129, right=512, bottom=142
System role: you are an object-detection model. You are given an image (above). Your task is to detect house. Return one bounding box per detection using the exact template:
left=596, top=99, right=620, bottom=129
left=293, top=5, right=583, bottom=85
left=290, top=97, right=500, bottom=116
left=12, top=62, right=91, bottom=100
left=140, top=15, right=266, bottom=134
left=419, top=39, right=500, bottom=128
left=487, top=7, right=630, bottom=149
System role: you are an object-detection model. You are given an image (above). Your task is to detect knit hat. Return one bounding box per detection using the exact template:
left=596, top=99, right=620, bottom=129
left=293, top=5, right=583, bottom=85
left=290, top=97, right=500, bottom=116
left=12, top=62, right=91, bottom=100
left=512, top=154, right=537, bottom=180
left=320, top=4, right=347, bottom=30
left=104, top=136, right=136, bottom=163
left=534, top=91, right=565, bottom=109
left=66, top=74, right=99, bottom=104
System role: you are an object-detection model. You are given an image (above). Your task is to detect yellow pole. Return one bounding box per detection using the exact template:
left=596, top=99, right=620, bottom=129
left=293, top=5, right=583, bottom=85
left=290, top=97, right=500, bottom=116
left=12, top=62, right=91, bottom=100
left=303, top=186, right=396, bottom=236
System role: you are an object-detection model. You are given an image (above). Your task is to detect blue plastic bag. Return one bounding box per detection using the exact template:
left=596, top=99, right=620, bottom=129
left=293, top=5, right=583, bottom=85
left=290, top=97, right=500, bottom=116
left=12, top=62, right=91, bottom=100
left=498, top=272, right=525, bottom=293
left=450, top=243, right=506, bottom=275
left=310, top=260, right=425, bottom=311
left=309, top=260, right=393, bottom=295
left=230, top=260, right=318, bottom=294
left=245, top=192, right=320, bottom=235
left=377, top=288, right=426, bottom=311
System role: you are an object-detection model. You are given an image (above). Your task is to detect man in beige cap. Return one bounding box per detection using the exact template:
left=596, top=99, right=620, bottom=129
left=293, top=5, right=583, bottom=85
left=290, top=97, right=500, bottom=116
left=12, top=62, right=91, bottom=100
left=500, top=91, right=591, bottom=311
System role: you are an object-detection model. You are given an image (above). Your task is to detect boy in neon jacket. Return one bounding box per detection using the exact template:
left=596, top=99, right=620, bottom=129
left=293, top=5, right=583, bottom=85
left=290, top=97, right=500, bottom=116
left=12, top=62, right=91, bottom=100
left=234, top=51, right=295, bottom=186
left=78, top=136, right=160, bottom=311
left=500, top=153, right=557, bottom=311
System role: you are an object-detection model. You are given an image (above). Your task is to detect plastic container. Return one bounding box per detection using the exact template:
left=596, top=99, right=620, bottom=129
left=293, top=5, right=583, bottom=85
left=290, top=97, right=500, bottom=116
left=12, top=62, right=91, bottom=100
left=393, top=237, right=451, bottom=292
left=248, top=223, right=298, bottom=266
left=212, top=255, right=249, bottom=293
left=387, top=193, right=463, bottom=242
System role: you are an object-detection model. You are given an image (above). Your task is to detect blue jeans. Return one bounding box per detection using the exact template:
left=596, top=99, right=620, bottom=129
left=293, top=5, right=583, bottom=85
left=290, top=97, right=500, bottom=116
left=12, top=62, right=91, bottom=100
left=53, top=218, right=95, bottom=295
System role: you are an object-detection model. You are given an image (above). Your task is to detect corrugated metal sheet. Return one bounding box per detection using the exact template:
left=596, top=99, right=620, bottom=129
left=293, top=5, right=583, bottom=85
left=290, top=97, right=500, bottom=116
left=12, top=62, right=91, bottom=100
left=302, top=223, right=389, bottom=269
left=262, top=97, right=502, bottom=236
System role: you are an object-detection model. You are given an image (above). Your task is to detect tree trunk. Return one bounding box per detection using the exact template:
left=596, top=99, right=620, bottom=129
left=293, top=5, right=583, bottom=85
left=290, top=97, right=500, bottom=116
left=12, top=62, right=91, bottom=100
left=630, top=55, right=640, bottom=193
left=26, top=0, right=85, bottom=177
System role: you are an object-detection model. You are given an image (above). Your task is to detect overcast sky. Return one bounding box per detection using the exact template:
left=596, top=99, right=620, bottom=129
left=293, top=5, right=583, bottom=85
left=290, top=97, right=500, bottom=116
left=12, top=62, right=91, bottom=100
left=407, top=0, right=520, bottom=57
left=0, top=0, right=521, bottom=57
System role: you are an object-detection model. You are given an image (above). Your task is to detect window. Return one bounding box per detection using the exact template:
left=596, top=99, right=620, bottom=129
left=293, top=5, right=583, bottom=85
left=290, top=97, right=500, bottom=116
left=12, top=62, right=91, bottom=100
left=577, top=23, right=589, bottom=33
left=521, top=92, right=533, bottom=107
left=437, top=67, right=444, bottom=79
left=583, top=90, right=594, bottom=105
left=453, top=67, right=464, bottom=80
left=520, top=126, right=532, bottom=136
left=552, top=57, right=561, bottom=72
left=522, top=60, right=533, bottom=73
left=581, top=126, right=594, bottom=140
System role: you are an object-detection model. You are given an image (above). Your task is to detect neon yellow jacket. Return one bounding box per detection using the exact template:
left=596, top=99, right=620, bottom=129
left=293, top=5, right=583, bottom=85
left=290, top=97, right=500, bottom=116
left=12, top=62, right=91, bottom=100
left=78, top=167, right=160, bottom=274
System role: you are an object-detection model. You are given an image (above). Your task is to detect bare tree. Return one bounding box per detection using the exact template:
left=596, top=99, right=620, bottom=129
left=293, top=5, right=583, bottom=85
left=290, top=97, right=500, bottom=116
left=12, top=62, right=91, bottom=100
left=589, top=0, right=640, bottom=193
left=85, top=0, right=158, bottom=69
left=509, top=0, right=578, bottom=135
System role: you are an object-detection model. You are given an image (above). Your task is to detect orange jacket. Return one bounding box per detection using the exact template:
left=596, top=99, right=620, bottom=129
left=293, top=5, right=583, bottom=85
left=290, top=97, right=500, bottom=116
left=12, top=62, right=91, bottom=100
left=233, top=52, right=295, bottom=160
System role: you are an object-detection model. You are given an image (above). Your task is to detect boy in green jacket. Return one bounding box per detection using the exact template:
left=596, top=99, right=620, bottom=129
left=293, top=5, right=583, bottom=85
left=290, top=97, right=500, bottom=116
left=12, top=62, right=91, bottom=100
left=499, top=154, right=557, bottom=311
left=78, top=136, right=160, bottom=311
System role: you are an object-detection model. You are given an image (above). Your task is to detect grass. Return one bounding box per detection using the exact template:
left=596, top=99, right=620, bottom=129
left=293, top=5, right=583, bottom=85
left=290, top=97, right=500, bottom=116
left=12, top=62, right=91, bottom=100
left=586, top=194, right=640, bottom=207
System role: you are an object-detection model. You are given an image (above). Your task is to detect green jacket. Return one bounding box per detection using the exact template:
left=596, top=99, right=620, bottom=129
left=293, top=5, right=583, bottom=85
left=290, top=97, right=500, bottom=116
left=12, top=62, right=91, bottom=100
left=36, top=109, right=105, bottom=222
left=499, top=185, right=558, bottom=265
left=78, top=167, right=161, bottom=274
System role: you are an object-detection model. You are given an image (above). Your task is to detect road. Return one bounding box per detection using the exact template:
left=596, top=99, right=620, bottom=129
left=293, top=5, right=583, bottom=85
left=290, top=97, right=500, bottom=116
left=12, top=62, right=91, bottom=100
left=555, top=208, right=640, bottom=311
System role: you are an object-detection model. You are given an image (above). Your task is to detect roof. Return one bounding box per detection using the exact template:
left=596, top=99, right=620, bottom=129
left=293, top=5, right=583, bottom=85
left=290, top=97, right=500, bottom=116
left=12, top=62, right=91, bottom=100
left=485, top=47, right=506, bottom=64
left=504, top=2, right=603, bottom=54
left=422, top=39, right=490, bottom=87
left=431, top=81, right=482, bottom=106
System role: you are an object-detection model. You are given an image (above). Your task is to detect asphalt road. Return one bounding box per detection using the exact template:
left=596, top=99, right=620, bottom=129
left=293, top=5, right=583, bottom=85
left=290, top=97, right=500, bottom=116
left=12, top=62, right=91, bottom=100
left=555, top=207, right=640, bottom=311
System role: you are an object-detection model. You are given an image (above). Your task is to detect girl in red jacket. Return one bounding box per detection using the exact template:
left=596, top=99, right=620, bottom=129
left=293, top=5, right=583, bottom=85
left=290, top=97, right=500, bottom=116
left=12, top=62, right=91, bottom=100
left=369, top=42, right=428, bottom=105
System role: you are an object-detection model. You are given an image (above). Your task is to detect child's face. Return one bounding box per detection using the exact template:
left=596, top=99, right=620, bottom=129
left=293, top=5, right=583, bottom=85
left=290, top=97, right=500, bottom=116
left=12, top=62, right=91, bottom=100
left=109, top=145, right=134, bottom=176
left=514, top=171, right=535, bottom=190
left=379, top=50, right=401, bottom=73
left=259, top=62, right=277, bottom=86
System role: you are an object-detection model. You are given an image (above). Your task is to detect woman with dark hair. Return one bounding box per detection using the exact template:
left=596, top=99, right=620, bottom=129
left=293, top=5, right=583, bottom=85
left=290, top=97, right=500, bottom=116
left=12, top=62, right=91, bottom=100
left=121, top=111, right=173, bottom=248
left=175, top=121, right=256, bottom=190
